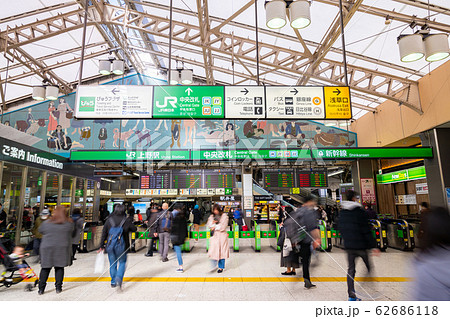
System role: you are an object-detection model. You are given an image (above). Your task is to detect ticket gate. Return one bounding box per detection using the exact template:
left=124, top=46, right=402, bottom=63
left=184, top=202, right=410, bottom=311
left=369, top=219, right=388, bottom=251
left=79, top=222, right=104, bottom=253
left=381, top=219, right=415, bottom=251
left=318, top=220, right=333, bottom=252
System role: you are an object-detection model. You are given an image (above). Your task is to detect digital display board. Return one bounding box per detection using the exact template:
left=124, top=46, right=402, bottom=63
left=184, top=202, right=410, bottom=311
left=205, top=169, right=235, bottom=189
left=172, top=169, right=202, bottom=189
left=140, top=170, right=171, bottom=189
left=297, top=169, right=328, bottom=188
left=263, top=169, right=295, bottom=189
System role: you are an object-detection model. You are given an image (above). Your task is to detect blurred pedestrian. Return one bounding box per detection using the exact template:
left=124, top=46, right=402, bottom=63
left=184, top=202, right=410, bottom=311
left=31, top=209, right=50, bottom=263
left=233, top=206, right=243, bottom=231
left=171, top=204, right=188, bottom=272
left=411, top=207, right=450, bottom=301
left=71, top=208, right=84, bottom=261
left=284, top=195, right=320, bottom=289
left=278, top=206, right=299, bottom=275
left=157, top=203, right=172, bottom=262
left=38, top=206, right=73, bottom=295
left=144, top=206, right=159, bottom=257
left=277, top=204, right=285, bottom=224
left=0, top=203, right=7, bottom=231
left=364, top=204, right=377, bottom=220
left=100, top=204, right=137, bottom=290
left=338, top=190, right=379, bottom=301
left=192, top=204, right=202, bottom=241
left=208, top=204, right=229, bottom=273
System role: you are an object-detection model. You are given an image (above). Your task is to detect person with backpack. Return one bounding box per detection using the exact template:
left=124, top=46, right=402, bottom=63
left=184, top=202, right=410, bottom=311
left=100, top=204, right=137, bottom=289
left=284, top=195, right=320, bottom=289
left=157, top=203, right=173, bottom=262
left=170, top=204, right=188, bottom=272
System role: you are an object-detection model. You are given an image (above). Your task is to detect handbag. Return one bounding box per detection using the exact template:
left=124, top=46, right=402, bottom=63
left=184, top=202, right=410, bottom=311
left=52, top=110, right=60, bottom=118
left=66, top=111, right=73, bottom=119
left=282, top=237, right=293, bottom=257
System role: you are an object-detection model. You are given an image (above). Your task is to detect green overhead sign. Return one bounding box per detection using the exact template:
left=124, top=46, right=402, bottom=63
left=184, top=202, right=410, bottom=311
left=153, top=86, right=224, bottom=118
left=376, top=166, right=427, bottom=184
left=70, top=147, right=432, bottom=162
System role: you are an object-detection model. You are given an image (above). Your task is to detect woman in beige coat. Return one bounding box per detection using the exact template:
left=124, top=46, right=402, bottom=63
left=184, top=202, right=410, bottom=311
left=207, top=204, right=229, bottom=273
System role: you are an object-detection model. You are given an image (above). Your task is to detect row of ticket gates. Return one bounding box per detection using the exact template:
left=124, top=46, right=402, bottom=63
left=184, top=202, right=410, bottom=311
left=78, top=217, right=419, bottom=254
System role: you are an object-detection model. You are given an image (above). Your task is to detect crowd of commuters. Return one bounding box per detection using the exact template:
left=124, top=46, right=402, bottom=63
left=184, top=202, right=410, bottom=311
left=1, top=195, right=449, bottom=301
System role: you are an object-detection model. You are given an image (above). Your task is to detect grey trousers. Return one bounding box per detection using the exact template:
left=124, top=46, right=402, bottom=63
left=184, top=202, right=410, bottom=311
left=159, top=232, right=170, bottom=259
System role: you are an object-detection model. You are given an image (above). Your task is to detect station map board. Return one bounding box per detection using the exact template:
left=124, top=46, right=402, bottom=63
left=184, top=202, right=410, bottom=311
left=263, top=169, right=295, bottom=189
left=75, top=85, right=351, bottom=120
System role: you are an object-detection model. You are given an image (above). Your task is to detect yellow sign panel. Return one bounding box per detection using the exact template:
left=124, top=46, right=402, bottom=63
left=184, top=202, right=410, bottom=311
left=409, top=230, right=414, bottom=238
left=324, top=86, right=351, bottom=119
left=291, top=188, right=300, bottom=195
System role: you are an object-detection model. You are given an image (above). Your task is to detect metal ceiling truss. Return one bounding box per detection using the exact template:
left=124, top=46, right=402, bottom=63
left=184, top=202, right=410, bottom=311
left=196, top=0, right=215, bottom=85
left=0, top=2, right=426, bottom=113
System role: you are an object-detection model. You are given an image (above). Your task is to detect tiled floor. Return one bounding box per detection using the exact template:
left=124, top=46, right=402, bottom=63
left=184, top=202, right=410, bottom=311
left=0, top=239, right=415, bottom=301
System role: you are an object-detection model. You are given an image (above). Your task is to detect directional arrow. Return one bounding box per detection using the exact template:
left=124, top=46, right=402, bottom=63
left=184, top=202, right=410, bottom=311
left=333, top=88, right=341, bottom=95
left=185, top=87, right=193, bottom=96
left=290, top=88, right=298, bottom=95
left=241, top=88, right=249, bottom=95
left=111, top=88, right=120, bottom=95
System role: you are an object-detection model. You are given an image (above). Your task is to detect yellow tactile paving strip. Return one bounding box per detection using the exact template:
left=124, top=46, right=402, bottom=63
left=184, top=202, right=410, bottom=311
left=46, top=276, right=411, bottom=283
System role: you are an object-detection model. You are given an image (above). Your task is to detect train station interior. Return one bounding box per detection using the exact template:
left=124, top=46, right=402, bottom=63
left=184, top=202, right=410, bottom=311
left=1, top=0, right=450, bottom=304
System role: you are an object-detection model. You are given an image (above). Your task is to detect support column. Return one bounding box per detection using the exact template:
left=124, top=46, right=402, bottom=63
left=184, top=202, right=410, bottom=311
left=420, top=128, right=450, bottom=209
left=241, top=165, right=253, bottom=226
left=39, top=171, right=47, bottom=212
left=15, top=166, right=28, bottom=244
left=82, top=179, right=88, bottom=216
left=352, top=159, right=378, bottom=209
left=70, top=177, right=77, bottom=214
left=92, top=180, right=100, bottom=222
left=57, top=174, right=63, bottom=206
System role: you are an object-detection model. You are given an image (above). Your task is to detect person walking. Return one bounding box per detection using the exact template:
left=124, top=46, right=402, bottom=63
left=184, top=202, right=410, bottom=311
left=284, top=196, right=320, bottom=289
left=208, top=204, right=229, bottom=273
left=144, top=206, right=159, bottom=257
left=278, top=206, right=299, bottom=275
left=171, top=204, right=188, bottom=273
left=0, top=203, right=7, bottom=231
left=233, top=206, right=243, bottom=231
left=192, top=204, right=201, bottom=241
left=338, top=190, right=379, bottom=301
left=100, top=204, right=137, bottom=290
left=411, top=207, right=450, bottom=301
left=31, top=209, right=50, bottom=263
left=157, top=203, right=172, bottom=262
left=71, top=208, right=84, bottom=261
left=37, top=206, right=73, bottom=295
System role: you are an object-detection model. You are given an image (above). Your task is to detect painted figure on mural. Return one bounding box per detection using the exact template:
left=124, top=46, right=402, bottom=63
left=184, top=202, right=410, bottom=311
left=26, top=118, right=46, bottom=136
left=113, top=127, right=134, bottom=148
left=57, top=97, right=73, bottom=135
left=170, top=120, right=182, bottom=148
left=47, top=101, right=58, bottom=137
left=183, top=120, right=196, bottom=146
left=313, top=127, right=355, bottom=147
left=155, top=119, right=168, bottom=131
left=80, top=127, right=91, bottom=141
left=135, top=121, right=152, bottom=148
left=220, top=122, right=240, bottom=147
left=26, top=108, right=35, bottom=130
left=71, top=117, right=85, bottom=136
left=94, top=120, right=113, bottom=150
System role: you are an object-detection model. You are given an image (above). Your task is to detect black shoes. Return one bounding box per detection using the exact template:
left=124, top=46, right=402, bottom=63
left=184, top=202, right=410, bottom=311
left=38, top=290, right=44, bottom=295
left=304, top=279, right=316, bottom=289
left=145, top=253, right=153, bottom=257
left=217, top=269, right=223, bottom=273
left=162, top=257, right=169, bottom=262
left=111, top=283, right=117, bottom=288
left=281, top=271, right=296, bottom=276
left=56, top=288, right=62, bottom=294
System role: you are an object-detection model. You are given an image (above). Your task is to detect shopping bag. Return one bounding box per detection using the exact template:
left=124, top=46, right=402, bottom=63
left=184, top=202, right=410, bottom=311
left=282, top=237, right=293, bottom=257
left=94, top=250, right=105, bottom=274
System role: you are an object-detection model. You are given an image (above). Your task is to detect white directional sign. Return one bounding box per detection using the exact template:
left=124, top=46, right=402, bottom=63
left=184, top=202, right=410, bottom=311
left=266, top=86, right=325, bottom=119
left=225, top=86, right=265, bottom=118
left=75, top=85, right=153, bottom=119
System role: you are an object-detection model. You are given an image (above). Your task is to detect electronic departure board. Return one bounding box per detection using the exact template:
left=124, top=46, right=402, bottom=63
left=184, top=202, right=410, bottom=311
left=263, top=169, right=295, bottom=189
left=205, top=169, right=235, bottom=189
left=172, top=169, right=202, bottom=189
left=140, top=170, right=171, bottom=189
left=297, top=170, right=328, bottom=188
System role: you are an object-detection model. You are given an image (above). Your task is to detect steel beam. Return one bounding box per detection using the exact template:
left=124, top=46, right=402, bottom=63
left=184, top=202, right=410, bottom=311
left=196, top=0, right=215, bottom=85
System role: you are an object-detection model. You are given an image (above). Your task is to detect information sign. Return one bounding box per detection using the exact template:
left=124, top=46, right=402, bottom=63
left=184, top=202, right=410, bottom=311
left=323, top=86, right=351, bottom=119
left=225, top=86, right=265, bottom=118
left=75, top=85, right=152, bottom=118
left=153, top=86, right=224, bottom=118
left=266, top=86, right=325, bottom=119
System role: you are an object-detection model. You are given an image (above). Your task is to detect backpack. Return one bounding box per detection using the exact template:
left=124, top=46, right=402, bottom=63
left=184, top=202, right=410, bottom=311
left=161, top=211, right=171, bottom=232
left=106, top=217, right=127, bottom=255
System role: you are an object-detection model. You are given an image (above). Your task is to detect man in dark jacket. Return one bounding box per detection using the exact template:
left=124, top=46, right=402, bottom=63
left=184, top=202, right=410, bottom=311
left=284, top=195, right=320, bottom=289
left=145, top=206, right=160, bottom=257
left=338, top=190, right=379, bottom=301
left=157, top=203, right=173, bottom=262
left=100, top=204, right=137, bottom=289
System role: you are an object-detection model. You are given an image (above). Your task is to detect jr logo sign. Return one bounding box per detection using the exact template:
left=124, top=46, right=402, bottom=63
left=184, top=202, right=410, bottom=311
left=156, top=96, right=177, bottom=108
left=79, top=97, right=95, bottom=112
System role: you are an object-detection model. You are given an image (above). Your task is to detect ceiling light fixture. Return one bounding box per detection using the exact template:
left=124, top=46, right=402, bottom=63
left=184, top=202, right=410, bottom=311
left=424, top=33, right=450, bottom=62
left=265, top=1, right=312, bottom=30
left=98, top=55, right=125, bottom=75
left=397, top=34, right=425, bottom=62
left=169, top=68, right=193, bottom=85
left=32, top=86, right=46, bottom=101
left=181, top=69, right=193, bottom=85
left=289, top=0, right=311, bottom=29
left=325, top=121, right=337, bottom=127
left=45, top=86, right=59, bottom=100
left=265, top=0, right=287, bottom=29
